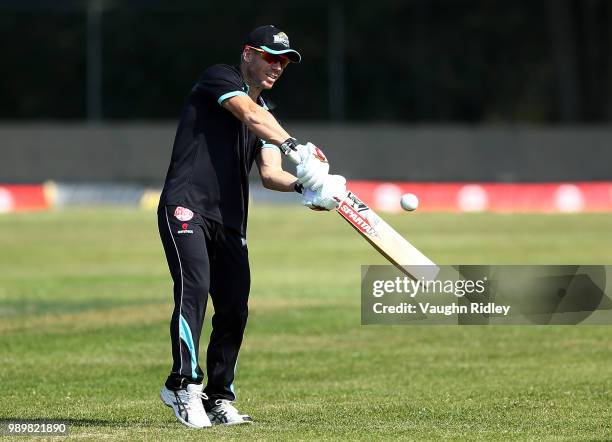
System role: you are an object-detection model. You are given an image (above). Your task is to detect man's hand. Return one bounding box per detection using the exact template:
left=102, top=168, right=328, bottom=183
left=294, top=142, right=329, bottom=191
left=302, top=175, right=347, bottom=211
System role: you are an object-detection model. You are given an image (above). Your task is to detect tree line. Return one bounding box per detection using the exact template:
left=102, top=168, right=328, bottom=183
left=1, top=0, right=610, bottom=122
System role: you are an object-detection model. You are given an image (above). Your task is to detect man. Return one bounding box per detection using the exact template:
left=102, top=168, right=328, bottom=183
left=158, top=25, right=346, bottom=428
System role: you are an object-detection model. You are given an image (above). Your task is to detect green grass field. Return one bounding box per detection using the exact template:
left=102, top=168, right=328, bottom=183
left=1, top=207, right=612, bottom=440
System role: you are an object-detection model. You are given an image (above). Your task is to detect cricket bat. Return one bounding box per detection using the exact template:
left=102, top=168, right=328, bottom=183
left=282, top=148, right=439, bottom=281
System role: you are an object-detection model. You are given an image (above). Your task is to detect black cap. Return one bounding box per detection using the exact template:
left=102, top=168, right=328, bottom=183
left=244, top=25, right=301, bottom=63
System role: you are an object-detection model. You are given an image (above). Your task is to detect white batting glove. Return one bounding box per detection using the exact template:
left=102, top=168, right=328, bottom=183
left=295, top=142, right=329, bottom=191
left=302, top=175, right=347, bottom=211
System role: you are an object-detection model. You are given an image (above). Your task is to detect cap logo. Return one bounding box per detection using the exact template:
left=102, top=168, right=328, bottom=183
left=273, top=32, right=290, bottom=47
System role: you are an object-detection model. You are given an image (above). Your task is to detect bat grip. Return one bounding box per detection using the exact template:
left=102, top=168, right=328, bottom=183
left=282, top=145, right=347, bottom=211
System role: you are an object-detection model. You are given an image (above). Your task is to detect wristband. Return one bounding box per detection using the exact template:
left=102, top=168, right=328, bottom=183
left=294, top=183, right=304, bottom=194
left=280, top=137, right=299, bottom=155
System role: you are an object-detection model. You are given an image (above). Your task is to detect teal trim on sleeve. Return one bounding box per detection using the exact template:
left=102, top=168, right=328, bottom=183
left=217, top=90, right=247, bottom=105
left=260, top=143, right=280, bottom=153
left=179, top=315, right=198, bottom=380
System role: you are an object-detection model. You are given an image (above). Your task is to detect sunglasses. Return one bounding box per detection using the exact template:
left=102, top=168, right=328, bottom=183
left=246, top=45, right=290, bottom=69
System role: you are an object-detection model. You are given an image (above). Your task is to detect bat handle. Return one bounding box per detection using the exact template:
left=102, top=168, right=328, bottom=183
left=281, top=144, right=347, bottom=212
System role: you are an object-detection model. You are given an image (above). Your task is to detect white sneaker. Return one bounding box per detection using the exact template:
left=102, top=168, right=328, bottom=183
left=206, top=399, right=253, bottom=425
left=160, top=383, right=212, bottom=428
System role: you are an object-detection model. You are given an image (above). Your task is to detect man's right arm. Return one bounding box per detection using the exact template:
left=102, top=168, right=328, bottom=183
left=194, top=64, right=327, bottom=190
left=221, top=94, right=290, bottom=146
left=221, top=94, right=329, bottom=190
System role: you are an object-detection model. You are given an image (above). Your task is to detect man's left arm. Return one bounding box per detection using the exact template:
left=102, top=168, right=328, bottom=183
left=256, top=145, right=300, bottom=192
left=256, top=145, right=347, bottom=211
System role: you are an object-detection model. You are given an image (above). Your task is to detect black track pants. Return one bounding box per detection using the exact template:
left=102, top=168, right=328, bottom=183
left=158, top=205, right=250, bottom=402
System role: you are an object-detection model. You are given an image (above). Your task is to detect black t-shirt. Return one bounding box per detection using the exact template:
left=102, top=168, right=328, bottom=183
left=159, top=64, right=272, bottom=236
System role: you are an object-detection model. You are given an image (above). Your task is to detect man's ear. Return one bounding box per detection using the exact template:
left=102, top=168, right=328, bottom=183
left=242, top=48, right=251, bottom=63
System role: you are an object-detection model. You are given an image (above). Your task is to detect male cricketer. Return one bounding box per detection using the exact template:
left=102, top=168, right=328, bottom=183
left=157, top=25, right=347, bottom=428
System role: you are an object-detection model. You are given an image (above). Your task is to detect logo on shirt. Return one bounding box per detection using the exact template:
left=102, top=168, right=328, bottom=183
left=273, top=32, right=290, bottom=47
left=174, top=206, right=194, bottom=221
left=178, top=223, right=193, bottom=235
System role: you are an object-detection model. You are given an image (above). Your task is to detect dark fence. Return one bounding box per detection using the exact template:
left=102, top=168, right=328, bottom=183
left=1, top=123, right=610, bottom=184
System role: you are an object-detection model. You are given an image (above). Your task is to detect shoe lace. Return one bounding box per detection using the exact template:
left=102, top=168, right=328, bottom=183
left=184, top=389, right=207, bottom=410
left=215, top=399, right=239, bottom=414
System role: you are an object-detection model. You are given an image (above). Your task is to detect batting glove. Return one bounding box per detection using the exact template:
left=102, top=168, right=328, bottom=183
left=302, top=174, right=347, bottom=211
left=294, top=142, right=329, bottom=191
